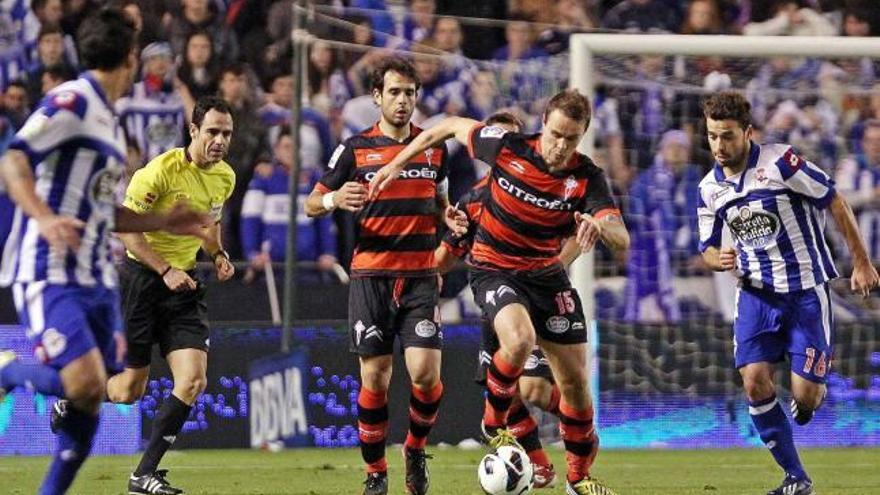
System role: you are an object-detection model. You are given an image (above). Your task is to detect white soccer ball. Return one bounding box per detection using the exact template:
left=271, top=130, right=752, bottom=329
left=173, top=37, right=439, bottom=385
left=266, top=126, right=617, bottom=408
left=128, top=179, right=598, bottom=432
left=477, top=445, right=534, bottom=495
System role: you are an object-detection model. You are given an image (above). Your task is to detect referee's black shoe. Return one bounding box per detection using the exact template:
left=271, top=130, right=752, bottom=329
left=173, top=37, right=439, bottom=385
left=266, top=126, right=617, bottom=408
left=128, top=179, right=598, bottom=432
left=128, top=469, right=184, bottom=495
left=767, top=474, right=813, bottom=495
left=362, top=471, right=387, bottom=495
left=50, top=399, right=69, bottom=434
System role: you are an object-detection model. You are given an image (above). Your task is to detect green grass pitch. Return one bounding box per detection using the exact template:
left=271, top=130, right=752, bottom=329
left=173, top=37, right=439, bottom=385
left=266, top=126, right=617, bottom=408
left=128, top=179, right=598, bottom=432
left=1, top=447, right=877, bottom=494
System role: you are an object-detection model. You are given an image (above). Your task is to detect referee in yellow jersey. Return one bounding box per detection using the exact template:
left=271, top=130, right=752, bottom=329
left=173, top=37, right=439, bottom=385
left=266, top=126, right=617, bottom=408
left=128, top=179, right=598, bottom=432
left=112, top=96, right=235, bottom=495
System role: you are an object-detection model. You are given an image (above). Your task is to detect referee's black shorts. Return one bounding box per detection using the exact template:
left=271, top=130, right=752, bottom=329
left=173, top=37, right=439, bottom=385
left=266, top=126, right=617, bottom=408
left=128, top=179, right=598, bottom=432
left=120, top=258, right=209, bottom=367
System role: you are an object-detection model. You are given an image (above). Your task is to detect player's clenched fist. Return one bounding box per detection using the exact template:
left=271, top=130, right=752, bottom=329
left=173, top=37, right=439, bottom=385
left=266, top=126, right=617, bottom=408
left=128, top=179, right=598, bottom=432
left=718, top=246, right=737, bottom=271
left=335, top=181, right=368, bottom=211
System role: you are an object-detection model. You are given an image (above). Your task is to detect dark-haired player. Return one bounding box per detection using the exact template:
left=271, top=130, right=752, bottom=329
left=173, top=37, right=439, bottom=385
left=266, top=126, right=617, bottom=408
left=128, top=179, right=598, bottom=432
left=698, top=91, right=879, bottom=495
left=0, top=9, right=209, bottom=495
left=305, top=57, right=467, bottom=495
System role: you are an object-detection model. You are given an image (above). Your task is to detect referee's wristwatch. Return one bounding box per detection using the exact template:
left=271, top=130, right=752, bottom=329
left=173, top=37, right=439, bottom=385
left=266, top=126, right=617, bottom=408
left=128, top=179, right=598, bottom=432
left=211, top=249, right=230, bottom=262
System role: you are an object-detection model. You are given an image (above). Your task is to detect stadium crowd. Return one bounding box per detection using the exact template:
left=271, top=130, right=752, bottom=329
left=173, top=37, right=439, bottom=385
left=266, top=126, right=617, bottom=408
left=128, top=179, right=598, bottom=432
left=1, top=0, right=879, bottom=321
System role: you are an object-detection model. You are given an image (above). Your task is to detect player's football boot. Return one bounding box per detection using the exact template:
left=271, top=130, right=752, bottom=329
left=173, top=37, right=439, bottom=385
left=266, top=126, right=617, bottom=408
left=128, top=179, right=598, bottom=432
left=362, top=471, right=388, bottom=495
left=767, top=474, right=813, bottom=495
left=533, top=463, right=556, bottom=489
left=0, top=350, right=15, bottom=403
left=50, top=398, right=70, bottom=434
left=128, top=469, right=184, bottom=495
left=566, top=477, right=618, bottom=495
left=403, top=447, right=432, bottom=495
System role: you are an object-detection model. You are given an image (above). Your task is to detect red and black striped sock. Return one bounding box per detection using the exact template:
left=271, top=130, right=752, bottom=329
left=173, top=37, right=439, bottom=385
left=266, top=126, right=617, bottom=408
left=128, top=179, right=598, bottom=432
left=558, top=400, right=598, bottom=483
left=357, top=387, right=388, bottom=473
left=404, top=382, right=443, bottom=450
left=482, top=353, right=523, bottom=430
left=508, top=400, right=550, bottom=467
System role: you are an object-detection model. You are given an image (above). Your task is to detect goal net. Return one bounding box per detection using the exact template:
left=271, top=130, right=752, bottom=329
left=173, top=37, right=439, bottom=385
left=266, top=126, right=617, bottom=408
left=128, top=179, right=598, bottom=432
left=570, top=34, right=880, bottom=448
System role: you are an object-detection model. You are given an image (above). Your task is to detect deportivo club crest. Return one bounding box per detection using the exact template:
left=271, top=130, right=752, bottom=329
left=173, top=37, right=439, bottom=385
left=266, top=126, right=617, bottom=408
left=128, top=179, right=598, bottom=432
left=563, top=175, right=577, bottom=200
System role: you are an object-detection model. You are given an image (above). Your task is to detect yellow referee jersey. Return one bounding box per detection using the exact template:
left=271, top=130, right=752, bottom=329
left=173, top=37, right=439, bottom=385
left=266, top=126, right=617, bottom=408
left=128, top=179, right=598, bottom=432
left=123, top=147, right=235, bottom=270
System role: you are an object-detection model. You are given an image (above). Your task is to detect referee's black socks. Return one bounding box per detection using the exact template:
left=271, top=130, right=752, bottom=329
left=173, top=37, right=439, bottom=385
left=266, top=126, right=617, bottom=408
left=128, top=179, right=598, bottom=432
left=135, top=394, right=192, bottom=477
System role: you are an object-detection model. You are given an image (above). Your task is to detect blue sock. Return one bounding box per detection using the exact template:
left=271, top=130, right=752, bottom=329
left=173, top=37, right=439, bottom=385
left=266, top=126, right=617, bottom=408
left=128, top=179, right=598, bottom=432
left=38, top=406, right=100, bottom=495
left=749, top=394, right=808, bottom=480
left=0, top=361, right=65, bottom=397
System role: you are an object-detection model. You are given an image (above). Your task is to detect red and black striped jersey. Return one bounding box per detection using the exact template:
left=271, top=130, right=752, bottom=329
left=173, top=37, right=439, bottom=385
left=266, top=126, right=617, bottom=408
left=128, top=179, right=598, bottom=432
left=316, top=123, right=448, bottom=277
left=440, top=176, right=489, bottom=259
left=466, top=124, right=619, bottom=271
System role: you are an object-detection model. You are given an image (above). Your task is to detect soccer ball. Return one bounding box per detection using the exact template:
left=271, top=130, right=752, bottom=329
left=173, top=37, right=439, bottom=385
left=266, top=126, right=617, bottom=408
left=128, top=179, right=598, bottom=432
left=477, top=445, right=534, bottom=495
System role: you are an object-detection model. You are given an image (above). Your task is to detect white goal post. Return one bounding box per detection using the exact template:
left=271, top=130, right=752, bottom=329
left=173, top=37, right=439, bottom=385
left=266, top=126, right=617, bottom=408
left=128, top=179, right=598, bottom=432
left=568, top=33, right=880, bottom=325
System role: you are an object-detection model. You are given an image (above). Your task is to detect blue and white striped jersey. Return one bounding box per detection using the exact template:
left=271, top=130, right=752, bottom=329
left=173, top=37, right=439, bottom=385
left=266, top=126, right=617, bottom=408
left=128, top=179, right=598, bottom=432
left=698, top=142, right=839, bottom=293
left=116, top=81, right=185, bottom=163
left=0, top=73, right=127, bottom=288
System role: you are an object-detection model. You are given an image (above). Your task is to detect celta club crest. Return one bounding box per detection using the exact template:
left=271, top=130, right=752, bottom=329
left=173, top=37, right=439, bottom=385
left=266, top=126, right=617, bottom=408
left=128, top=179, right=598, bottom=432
left=424, top=148, right=434, bottom=164
left=563, top=175, right=577, bottom=200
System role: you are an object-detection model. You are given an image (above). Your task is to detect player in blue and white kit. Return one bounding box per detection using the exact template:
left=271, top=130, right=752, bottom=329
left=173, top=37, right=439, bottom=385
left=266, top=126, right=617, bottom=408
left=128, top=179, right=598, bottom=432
left=0, top=9, right=208, bottom=495
left=697, top=92, right=880, bottom=495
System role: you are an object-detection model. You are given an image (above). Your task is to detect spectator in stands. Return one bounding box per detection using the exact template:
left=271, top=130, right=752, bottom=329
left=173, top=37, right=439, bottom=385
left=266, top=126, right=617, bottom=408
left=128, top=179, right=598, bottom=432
left=463, top=70, right=501, bottom=122
left=743, top=0, right=837, bottom=37
left=841, top=5, right=876, bottom=37
left=601, top=0, right=681, bottom=33
left=401, top=0, right=436, bottom=46
left=307, top=41, right=352, bottom=115
left=536, top=0, right=597, bottom=55
left=679, top=0, right=727, bottom=35
left=219, top=62, right=269, bottom=259
left=259, top=72, right=333, bottom=170
left=835, top=119, right=880, bottom=265
left=1, top=80, right=29, bottom=130
left=592, top=84, right=632, bottom=189
left=435, top=0, right=507, bottom=60
left=491, top=13, right=547, bottom=62
left=176, top=30, right=220, bottom=117
left=24, top=24, right=77, bottom=105
left=119, top=0, right=164, bottom=50
left=343, top=17, right=383, bottom=95
left=25, top=0, right=76, bottom=66
left=763, top=99, right=838, bottom=170
left=847, top=82, right=880, bottom=153
left=746, top=56, right=823, bottom=127
left=116, top=42, right=186, bottom=164
left=39, top=63, right=75, bottom=96
left=351, top=0, right=395, bottom=46
left=412, top=40, right=466, bottom=118
left=431, top=16, right=477, bottom=84
left=165, top=0, right=239, bottom=64
left=623, top=130, right=703, bottom=323
left=617, top=55, right=675, bottom=168
left=240, top=126, right=337, bottom=282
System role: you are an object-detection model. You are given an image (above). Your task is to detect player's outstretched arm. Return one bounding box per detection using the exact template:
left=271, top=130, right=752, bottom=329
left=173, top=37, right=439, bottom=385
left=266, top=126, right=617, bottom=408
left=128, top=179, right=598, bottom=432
left=828, top=192, right=880, bottom=297
left=0, top=149, right=84, bottom=251
left=369, top=116, right=480, bottom=196
left=702, top=246, right=737, bottom=272
left=115, top=203, right=211, bottom=240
